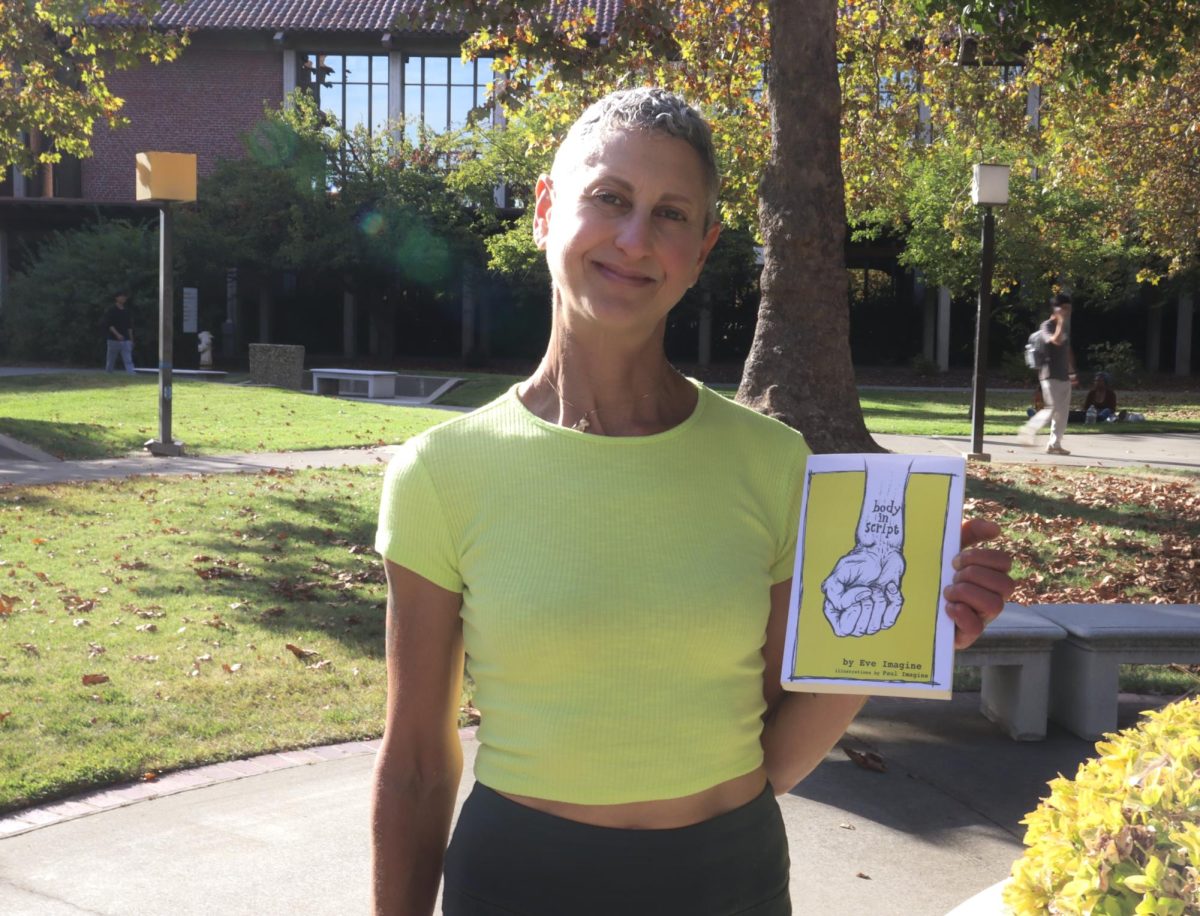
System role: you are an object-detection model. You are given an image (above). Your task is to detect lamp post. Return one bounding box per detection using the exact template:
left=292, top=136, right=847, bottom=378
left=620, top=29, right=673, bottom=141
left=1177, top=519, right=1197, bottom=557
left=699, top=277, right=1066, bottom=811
left=136, top=152, right=197, bottom=457
left=967, top=163, right=1010, bottom=461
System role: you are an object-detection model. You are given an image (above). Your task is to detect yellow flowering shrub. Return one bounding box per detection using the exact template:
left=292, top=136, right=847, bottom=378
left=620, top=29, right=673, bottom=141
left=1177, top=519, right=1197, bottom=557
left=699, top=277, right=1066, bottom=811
left=1005, top=696, right=1200, bottom=915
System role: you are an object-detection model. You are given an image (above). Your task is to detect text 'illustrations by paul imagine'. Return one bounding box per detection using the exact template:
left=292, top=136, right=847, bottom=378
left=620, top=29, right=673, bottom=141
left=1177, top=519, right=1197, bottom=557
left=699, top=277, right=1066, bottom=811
left=782, top=453, right=966, bottom=700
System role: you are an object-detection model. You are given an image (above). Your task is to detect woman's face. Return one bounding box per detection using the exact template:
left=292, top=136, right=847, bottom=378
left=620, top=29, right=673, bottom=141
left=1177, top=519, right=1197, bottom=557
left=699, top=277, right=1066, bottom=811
left=533, top=129, right=720, bottom=335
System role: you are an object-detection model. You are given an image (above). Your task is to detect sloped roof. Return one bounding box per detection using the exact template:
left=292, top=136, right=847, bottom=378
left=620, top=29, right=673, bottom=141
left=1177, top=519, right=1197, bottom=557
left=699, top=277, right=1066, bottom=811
left=96, top=0, right=624, bottom=34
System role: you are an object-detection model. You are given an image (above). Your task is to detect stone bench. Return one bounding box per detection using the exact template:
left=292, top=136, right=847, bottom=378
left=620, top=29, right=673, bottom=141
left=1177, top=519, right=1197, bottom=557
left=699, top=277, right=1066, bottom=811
left=1034, top=603, right=1200, bottom=740
left=133, top=368, right=227, bottom=380
left=956, top=603, right=1068, bottom=740
left=310, top=368, right=398, bottom=399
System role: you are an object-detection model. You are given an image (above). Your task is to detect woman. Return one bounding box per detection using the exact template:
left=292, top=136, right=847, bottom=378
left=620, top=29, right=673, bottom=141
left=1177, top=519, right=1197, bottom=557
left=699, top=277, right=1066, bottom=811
left=1083, top=372, right=1118, bottom=422
left=372, top=88, right=1015, bottom=916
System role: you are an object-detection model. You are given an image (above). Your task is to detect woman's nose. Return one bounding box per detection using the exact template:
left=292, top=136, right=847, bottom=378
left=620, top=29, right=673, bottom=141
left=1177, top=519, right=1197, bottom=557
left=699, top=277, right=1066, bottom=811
left=614, top=212, right=653, bottom=257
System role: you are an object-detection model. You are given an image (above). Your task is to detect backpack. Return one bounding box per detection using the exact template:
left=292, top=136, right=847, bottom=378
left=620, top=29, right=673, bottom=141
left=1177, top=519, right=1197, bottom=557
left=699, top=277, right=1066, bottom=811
left=1024, top=329, right=1048, bottom=370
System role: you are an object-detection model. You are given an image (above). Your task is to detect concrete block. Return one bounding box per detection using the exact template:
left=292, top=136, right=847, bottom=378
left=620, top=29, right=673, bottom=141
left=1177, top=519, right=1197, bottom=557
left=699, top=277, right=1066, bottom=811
left=249, top=343, right=304, bottom=390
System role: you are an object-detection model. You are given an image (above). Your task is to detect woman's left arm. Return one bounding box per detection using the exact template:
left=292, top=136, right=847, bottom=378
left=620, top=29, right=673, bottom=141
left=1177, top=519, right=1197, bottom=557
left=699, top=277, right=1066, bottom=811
left=760, top=518, right=1016, bottom=794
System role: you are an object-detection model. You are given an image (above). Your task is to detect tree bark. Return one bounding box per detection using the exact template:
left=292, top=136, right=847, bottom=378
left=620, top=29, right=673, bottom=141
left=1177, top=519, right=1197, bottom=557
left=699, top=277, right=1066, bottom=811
left=736, top=0, right=880, bottom=454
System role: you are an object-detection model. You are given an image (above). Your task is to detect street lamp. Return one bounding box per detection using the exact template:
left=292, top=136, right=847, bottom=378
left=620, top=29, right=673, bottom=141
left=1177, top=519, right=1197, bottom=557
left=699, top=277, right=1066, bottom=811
left=966, top=163, right=1010, bottom=461
left=136, top=151, right=196, bottom=457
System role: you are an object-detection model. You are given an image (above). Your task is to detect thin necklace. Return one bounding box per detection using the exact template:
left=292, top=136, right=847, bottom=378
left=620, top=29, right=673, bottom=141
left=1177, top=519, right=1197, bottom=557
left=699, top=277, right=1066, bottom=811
left=543, top=371, right=669, bottom=433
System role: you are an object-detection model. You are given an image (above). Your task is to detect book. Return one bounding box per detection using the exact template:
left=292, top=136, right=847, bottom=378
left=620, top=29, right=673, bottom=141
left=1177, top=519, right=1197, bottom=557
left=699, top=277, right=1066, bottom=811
left=781, top=453, right=966, bottom=700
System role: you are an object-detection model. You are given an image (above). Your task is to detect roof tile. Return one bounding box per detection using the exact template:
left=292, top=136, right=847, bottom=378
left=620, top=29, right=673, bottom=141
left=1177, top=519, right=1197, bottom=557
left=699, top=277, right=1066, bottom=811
left=99, top=1, right=623, bottom=35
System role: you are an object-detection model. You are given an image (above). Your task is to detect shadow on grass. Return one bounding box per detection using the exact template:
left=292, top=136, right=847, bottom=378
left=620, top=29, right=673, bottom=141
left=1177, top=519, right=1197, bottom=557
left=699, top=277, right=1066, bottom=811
left=0, top=417, right=137, bottom=460
left=128, top=487, right=387, bottom=659
left=967, top=474, right=1200, bottom=538
left=0, top=373, right=154, bottom=394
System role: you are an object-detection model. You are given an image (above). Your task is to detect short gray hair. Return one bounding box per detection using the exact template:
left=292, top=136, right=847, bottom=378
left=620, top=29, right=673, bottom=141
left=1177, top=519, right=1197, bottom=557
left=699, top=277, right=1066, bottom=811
left=552, top=87, right=720, bottom=228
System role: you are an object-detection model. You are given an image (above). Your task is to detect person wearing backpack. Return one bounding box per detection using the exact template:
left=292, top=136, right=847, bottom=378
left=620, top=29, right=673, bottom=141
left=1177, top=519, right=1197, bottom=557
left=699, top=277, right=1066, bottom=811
left=1019, top=292, right=1077, bottom=454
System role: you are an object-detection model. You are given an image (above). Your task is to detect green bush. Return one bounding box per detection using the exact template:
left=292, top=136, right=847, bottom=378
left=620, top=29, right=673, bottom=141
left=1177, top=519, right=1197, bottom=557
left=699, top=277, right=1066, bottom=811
left=1004, top=696, right=1200, bottom=915
left=2, top=219, right=158, bottom=364
left=1086, top=341, right=1143, bottom=388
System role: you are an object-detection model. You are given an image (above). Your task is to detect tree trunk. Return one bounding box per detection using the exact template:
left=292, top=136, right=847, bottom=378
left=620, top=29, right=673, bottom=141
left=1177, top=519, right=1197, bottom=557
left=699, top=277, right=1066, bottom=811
left=736, top=0, right=879, bottom=454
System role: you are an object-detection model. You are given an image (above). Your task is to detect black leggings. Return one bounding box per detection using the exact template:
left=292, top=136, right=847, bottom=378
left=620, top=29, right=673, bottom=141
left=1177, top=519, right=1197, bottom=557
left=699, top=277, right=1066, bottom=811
left=442, top=782, right=791, bottom=916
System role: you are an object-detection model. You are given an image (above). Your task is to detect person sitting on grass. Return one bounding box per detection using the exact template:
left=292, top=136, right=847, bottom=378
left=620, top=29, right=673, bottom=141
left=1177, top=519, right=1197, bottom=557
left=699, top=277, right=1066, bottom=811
left=1083, top=372, right=1119, bottom=422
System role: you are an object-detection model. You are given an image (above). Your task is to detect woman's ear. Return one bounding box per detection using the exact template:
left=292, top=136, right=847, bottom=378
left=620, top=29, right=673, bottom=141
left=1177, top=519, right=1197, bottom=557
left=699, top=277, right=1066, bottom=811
left=532, top=174, right=553, bottom=251
left=691, top=221, right=722, bottom=283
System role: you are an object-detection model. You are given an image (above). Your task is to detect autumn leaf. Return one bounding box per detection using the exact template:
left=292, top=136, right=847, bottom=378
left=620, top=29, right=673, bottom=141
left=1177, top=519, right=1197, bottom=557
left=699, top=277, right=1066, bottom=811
left=222, top=662, right=242, bottom=674
left=259, top=606, right=286, bottom=619
left=143, top=772, right=158, bottom=782
left=286, top=643, right=319, bottom=660
left=18, top=643, right=39, bottom=657
left=843, top=746, right=887, bottom=773
left=0, top=594, right=18, bottom=615
left=0, top=711, right=11, bottom=724
left=306, top=659, right=332, bottom=671
left=81, top=673, right=110, bottom=686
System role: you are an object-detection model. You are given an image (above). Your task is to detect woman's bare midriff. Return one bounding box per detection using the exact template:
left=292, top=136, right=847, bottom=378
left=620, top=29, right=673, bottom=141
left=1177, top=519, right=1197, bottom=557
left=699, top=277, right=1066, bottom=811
left=495, top=766, right=768, bottom=829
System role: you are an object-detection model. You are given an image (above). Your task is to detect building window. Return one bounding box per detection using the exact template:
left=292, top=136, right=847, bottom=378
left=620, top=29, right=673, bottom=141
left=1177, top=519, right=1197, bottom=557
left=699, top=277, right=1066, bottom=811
left=402, top=55, right=495, bottom=138
left=301, top=53, right=390, bottom=135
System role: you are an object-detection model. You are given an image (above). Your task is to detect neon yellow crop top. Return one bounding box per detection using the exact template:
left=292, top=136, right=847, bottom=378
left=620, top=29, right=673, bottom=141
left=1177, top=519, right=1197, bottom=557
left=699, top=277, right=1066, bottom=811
left=375, top=382, right=810, bottom=805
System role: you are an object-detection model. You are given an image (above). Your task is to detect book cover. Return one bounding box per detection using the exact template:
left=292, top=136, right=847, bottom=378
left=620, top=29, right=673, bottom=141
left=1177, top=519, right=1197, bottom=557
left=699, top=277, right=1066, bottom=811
left=781, top=453, right=966, bottom=699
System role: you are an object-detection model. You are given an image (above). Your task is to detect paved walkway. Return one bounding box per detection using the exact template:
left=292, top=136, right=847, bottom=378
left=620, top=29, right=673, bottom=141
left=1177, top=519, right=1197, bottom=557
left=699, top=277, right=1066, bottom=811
left=1, top=375, right=1196, bottom=914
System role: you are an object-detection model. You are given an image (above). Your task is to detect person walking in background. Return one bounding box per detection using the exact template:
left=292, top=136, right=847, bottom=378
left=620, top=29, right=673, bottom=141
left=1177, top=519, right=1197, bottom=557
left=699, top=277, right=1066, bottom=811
left=1020, top=292, right=1077, bottom=454
left=103, top=292, right=136, bottom=374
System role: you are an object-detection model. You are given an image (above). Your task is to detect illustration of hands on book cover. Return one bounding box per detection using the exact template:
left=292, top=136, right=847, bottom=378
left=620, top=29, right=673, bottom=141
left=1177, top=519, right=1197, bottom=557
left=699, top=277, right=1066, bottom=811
left=781, top=453, right=966, bottom=700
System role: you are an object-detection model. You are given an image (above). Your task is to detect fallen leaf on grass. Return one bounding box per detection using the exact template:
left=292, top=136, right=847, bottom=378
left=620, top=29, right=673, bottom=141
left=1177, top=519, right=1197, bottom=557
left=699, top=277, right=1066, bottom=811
left=17, top=643, right=39, bottom=657
left=843, top=746, right=887, bottom=773
left=222, top=662, right=242, bottom=674
left=0, top=594, right=19, bottom=615
left=128, top=654, right=159, bottom=662
left=136, top=623, right=158, bottom=633
left=88, top=643, right=106, bottom=658
left=82, top=673, right=110, bottom=686
left=73, top=618, right=90, bottom=628
left=285, top=643, right=319, bottom=660
left=259, top=606, right=286, bottom=620
left=119, top=561, right=149, bottom=571
left=0, top=711, right=11, bottom=724
left=306, top=659, right=332, bottom=671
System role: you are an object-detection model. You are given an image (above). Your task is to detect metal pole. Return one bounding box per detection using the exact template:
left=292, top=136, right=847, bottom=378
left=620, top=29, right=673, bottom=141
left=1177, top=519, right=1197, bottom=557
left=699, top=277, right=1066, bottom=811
left=969, top=205, right=995, bottom=459
left=147, top=203, right=182, bottom=456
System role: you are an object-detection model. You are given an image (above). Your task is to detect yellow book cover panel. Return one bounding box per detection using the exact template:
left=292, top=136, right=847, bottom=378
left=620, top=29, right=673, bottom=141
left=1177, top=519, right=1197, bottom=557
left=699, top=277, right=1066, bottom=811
left=781, top=454, right=965, bottom=700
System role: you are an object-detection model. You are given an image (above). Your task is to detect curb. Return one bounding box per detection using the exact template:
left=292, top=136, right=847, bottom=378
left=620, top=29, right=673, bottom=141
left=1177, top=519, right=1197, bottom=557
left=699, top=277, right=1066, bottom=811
left=0, top=738, right=382, bottom=840
left=0, top=727, right=480, bottom=841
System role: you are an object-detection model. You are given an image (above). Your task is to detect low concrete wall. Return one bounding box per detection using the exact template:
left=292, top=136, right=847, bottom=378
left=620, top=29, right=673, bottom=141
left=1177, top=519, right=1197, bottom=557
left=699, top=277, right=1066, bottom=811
left=248, top=344, right=304, bottom=390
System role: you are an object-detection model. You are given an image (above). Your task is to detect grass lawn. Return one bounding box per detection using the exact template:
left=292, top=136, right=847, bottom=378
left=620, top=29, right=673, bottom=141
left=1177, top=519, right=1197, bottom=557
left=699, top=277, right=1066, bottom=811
left=0, top=466, right=392, bottom=812
left=1, top=462, right=1197, bottom=811
left=3, top=372, right=1197, bottom=460
left=0, top=373, right=447, bottom=459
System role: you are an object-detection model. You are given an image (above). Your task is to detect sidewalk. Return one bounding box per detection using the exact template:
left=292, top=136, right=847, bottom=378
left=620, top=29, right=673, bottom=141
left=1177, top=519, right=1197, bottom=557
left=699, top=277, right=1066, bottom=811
left=0, top=692, right=1171, bottom=915
left=3, top=429, right=1196, bottom=490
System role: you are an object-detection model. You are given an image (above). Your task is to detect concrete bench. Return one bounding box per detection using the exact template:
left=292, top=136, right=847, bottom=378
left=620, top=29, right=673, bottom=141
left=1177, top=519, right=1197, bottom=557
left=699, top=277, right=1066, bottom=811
left=1033, top=603, right=1200, bottom=740
left=133, top=368, right=227, bottom=380
left=956, top=603, right=1068, bottom=740
left=310, top=368, right=398, bottom=399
